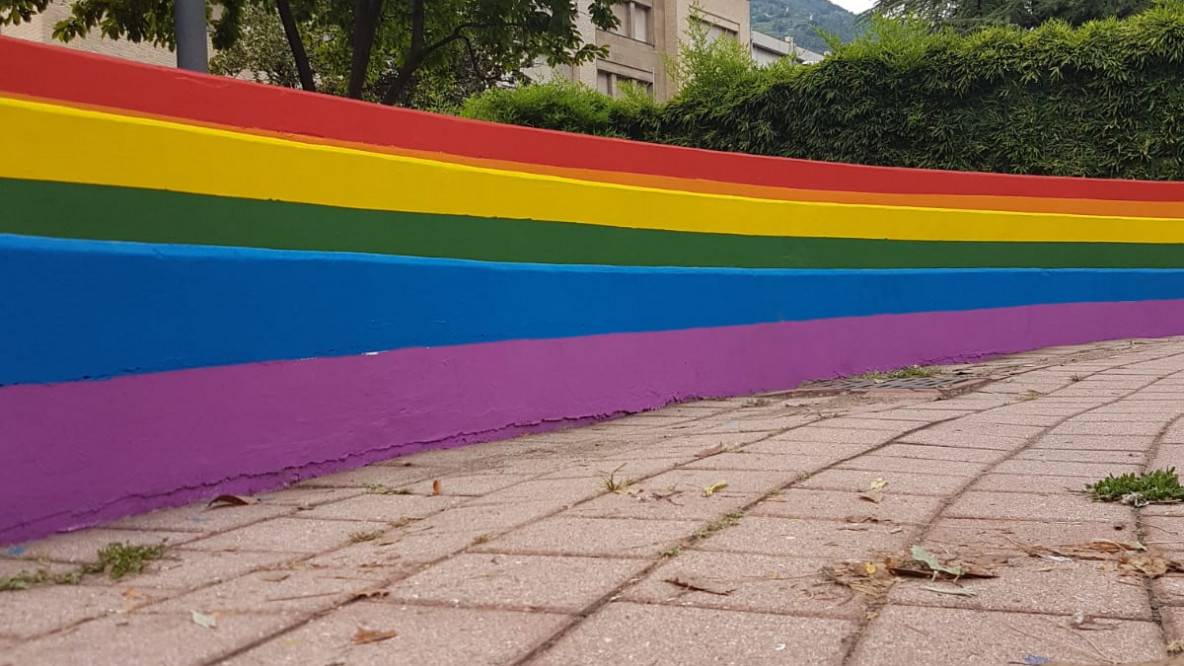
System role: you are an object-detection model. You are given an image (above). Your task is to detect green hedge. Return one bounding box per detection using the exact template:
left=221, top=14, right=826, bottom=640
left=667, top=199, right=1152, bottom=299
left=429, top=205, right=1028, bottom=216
left=462, top=3, right=1184, bottom=180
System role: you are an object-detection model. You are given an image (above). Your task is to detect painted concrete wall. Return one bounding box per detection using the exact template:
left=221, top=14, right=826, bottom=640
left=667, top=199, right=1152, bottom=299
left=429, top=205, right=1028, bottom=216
left=3, top=37, right=1184, bottom=545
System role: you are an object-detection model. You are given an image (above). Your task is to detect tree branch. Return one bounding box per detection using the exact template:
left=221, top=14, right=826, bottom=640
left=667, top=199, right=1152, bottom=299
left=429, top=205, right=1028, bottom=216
left=275, top=0, right=316, bottom=92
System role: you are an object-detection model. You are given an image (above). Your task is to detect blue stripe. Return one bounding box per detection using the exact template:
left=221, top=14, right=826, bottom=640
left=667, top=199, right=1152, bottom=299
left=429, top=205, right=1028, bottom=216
left=4, top=233, right=1184, bottom=385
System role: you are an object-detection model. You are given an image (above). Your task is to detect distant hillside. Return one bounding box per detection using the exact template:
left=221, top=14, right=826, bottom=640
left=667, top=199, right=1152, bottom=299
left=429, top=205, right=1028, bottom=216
left=751, top=0, right=866, bottom=54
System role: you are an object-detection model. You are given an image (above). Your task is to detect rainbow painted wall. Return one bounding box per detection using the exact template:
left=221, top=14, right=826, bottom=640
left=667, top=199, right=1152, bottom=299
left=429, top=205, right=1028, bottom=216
left=3, top=37, right=1184, bottom=545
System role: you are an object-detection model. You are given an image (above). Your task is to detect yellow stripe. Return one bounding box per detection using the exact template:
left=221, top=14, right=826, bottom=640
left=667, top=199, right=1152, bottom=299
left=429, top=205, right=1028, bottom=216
left=3, top=95, right=1183, bottom=243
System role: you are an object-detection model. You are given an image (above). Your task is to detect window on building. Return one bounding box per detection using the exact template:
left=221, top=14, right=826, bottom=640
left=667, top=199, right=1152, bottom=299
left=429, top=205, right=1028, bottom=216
left=632, top=3, right=652, bottom=43
left=595, top=69, right=654, bottom=99
left=607, top=1, right=653, bottom=44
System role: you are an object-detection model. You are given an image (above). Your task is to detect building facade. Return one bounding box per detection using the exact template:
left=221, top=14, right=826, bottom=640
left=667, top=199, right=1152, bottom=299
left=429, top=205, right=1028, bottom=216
left=532, top=0, right=751, bottom=102
left=0, top=0, right=186, bottom=67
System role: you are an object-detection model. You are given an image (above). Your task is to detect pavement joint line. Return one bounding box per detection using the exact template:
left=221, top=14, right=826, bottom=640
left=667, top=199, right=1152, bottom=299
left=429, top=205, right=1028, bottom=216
left=1136, top=407, right=1184, bottom=638
left=503, top=347, right=1158, bottom=664
left=835, top=345, right=1184, bottom=666
left=5, top=338, right=1182, bottom=665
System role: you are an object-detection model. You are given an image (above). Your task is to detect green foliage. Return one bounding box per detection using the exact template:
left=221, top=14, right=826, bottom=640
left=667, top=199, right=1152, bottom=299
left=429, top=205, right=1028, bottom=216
left=462, top=77, right=628, bottom=137
left=0, top=0, right=48, bottom=25
left=1088, top=468, right=1184, bottom=503
left=875, top=0, right=1150, bottom=31
left=80, top=541, right=166, bottom=580
left=751, top=0, right=865, bottom=53
left=464, top=3, right=1184, bottom=181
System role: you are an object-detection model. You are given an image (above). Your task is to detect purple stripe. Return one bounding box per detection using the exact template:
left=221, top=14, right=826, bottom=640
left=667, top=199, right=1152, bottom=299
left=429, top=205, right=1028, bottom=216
left=4, top=299, right=1184, bottom=544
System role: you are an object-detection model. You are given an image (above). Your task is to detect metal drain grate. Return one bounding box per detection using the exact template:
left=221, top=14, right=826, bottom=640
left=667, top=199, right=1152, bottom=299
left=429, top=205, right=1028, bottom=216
left=788, top=374, right=991, bottom=396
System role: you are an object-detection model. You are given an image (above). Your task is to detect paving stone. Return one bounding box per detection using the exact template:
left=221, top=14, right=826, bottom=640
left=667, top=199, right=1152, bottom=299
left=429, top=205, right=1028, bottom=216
left=992, top=459, right=1142, bottom=478
left=1149, top=445, right=1184, bottom=470
left=106, top=503, right=298, bottom=534
left=222, top=602, right=570, bottom=666
left=567, top=469, right=791, bottom=521
left=969, top=474, right=1095, bottom=494
left=924, top=518, right=1138, bottom=557
left=896, top=430, right=1028, bottom=451
left=184, top=518, right=389, bottom=554
left=0, top=583, right=179, bottom=639
left=888, top=557, right=1151, bottom=619
left=680, top=452, right=837, bottom=473
left=845, top=605, right=1164, bottom=666
left=5, top=529, right=199, bottom=564
left=945, top=491, right=1134, bottom=523
left=535, top=458, right=685, bottom=481
left=408, top=501, right=563, bottom=535
left=146, top=567, right=384, bottom=615
left=295, top=464, right=440, bottom=489
left=470, top=517, right=700, bottom=558
left=464, top=479, right=606, bottom=507
left=256, top=486, right=365, bottom=507
left=749, top=488, right=944, bottom=525
left=1014, top=448, right=1147, bottom=464
left=1152, top=574, right=1184, bottom=606
left=305, top=528, right=490, bottom=570
left=1053, top=420, right=1168, bottom=436
left=293, top=493, right=462, bottom=523
left=4, top=611, right=305, bottom=666
left=797, top=468, right=969, bottom=496
left=740, top=439, right=870, bottom=458
left=1030, top=434, right=1154, bottom=451
left=837, top=455, right=989, bottom=477
left=621, top=551, right=862, bottom=618
left=1140, top=515, right=1184, bottom=552
left=89, top=549, right=297, bottom=591
left=773, top=427, right=900, bottom=445
left=804, top=418, right=922, bottom=432
left=873, top=443, right=1009, bottom=463
left=695, top=517, right=913, bottom=559
left=527, top=602, right=854, bottom=666
left=387, top=553, right=647, bottom=611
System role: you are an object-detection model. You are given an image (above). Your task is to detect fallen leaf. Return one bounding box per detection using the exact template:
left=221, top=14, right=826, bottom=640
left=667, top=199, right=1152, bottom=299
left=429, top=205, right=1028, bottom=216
left=920, top=584, right=976, bottom=597
left=664, top=575, right=735, bottom=596
left=702, top=481, right=728, bottom=497
left=122, top=588, right=138, bottom=599
left=839, top=524, right=871, bottom=531
left=1168, top=639, right=1184, bottom=654
left=258, top=572, right=291, bottom=582
left=694, top=443, right=726, bottom=458
left=870, top=478, right=887, bottom=490
left=206, top=494, right=257, bottom=509
left=1121, top=552, right=1172, bottom=578
left=910, top=545, right=966, bottom=578
left=191, top=611, right=217, bottom=629
left=431, top=479, right=442, bottom=496
left=350, top=589, right=390, bottom=601
left=864, top=562, right=877, bottom=575
left=351, top=627, right=397, bottom=644
left=859, top=489, right=884, bottom=504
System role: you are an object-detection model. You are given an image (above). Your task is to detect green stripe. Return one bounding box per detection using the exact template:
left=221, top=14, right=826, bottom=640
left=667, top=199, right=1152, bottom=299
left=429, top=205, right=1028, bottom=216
left=4, top=178, right=1183, bottom=268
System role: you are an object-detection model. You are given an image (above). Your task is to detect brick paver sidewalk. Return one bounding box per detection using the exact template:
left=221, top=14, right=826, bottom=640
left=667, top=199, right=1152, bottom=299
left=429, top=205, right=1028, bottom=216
left=5, top=338, right=1184, bottom=666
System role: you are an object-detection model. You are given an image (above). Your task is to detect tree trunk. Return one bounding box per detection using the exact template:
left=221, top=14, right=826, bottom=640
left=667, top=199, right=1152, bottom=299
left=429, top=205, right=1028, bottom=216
left=380, top=0, right=425, bottom=105
left=347, top=0, right=384, bottom=98
left=275, top=0, right=316, bottom=92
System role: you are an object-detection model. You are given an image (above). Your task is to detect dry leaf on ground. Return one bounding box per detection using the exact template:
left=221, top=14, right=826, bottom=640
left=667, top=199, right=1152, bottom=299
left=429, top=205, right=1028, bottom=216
left=351, top=627, right=397, bottom=644
left=702, top=481, right=728, bottom=497
left=430, top=479, right=442, bottom=496
left=191, top=611, right=217, bottom=629
left=920, top=584, right=977, bottom=597
left=694, top=444, right=726, bottom=458
left=206, top=495, right=257, bottom=509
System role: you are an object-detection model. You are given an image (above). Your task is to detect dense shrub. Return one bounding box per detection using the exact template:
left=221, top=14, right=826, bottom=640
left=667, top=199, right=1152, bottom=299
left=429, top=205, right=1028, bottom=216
left=461, top=3, right=1184, bottom=180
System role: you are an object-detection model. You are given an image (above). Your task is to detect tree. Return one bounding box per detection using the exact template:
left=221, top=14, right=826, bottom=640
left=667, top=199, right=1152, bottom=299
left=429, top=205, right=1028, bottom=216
left=2, top=0, right=619, bottom=106
left=873, top=0, right=1150, bottom=29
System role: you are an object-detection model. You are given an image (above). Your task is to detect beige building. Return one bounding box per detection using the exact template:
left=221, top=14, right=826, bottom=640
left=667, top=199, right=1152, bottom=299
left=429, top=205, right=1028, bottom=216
left=0, top=0, right=206, bottom=67
left=534, top=0, right=751, bottom=102
left=751, top=30, right=825, bottom=66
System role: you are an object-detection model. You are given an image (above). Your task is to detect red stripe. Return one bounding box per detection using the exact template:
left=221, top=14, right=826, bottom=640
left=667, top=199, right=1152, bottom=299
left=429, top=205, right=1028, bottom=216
left=2, top=36, right=1181, bottom=202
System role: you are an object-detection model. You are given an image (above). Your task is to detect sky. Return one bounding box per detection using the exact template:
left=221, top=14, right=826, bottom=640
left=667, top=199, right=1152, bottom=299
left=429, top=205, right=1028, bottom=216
left=828, top=0, right=877, bottom=14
